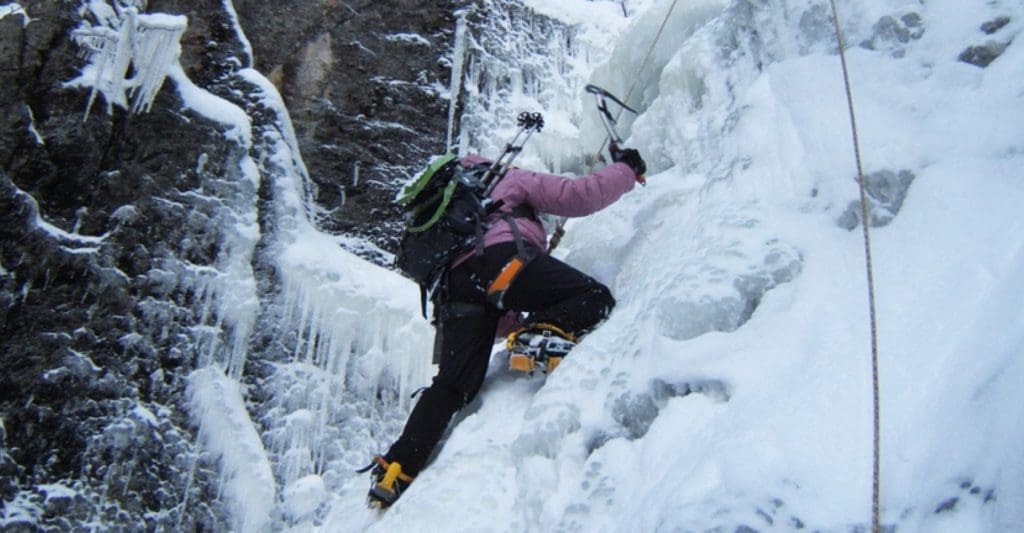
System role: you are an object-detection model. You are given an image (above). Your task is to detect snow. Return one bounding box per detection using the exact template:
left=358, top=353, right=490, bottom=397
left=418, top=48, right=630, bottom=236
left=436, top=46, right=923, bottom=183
left=7, top=178, right=110, bottom=252
left=115, top=0, right=1024, bottom=530
left=169, top=64, right=253, bottom=147
left=0, top=2, right=29, bottom=25
left=302, top=0, right=1023, bottom=531
left=25, top=106, right=44, bottom=145
left=282, top=474, right=328, bottom=521
left=187, top=368, right=276, bottom=533
left=385, top=33, right=431, bottom=46
left=220, top=0, right=254, bottom=65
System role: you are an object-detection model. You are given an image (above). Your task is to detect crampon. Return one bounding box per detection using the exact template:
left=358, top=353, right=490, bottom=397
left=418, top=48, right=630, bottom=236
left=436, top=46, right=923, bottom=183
left=357, top=455, right=414, bottom=510
left=506, top=324, right=577, bottom=375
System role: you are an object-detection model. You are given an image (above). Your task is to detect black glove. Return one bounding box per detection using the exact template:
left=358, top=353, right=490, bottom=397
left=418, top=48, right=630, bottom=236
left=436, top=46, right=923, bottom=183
left=611, top=147, right=647, bottom=176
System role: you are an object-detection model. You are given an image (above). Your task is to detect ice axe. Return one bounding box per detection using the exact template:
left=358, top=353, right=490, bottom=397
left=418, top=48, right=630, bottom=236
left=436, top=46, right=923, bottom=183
left=585, top=84, right=645, bottom=185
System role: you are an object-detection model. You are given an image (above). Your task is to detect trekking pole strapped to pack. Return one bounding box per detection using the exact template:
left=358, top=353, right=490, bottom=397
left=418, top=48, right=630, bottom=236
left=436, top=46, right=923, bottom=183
left=482, top=112, right=545, bottom=195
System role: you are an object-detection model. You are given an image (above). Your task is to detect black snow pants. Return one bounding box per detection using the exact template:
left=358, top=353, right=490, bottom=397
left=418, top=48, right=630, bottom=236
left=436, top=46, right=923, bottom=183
left=384, top=242, right=615, bottom=477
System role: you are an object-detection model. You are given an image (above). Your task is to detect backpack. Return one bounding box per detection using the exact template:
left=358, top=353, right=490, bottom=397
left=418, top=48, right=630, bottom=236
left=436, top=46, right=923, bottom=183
left=394, top=154, right=493, bottom=298
left=393, top=113, right=546, bottom=315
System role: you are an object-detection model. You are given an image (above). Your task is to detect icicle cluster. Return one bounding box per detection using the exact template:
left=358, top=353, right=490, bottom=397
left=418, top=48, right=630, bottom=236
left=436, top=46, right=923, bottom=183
left=70, top=0, right=187, bottom=118
left=457, top=0, right=608, bottom=173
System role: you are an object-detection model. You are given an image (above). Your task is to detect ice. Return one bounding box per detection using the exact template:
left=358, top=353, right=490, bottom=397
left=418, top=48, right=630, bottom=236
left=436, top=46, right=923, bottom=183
left=457, top=0, right=624, bottom=172
left=385, top=32, right=431, bottom=46
left=220, top=0, right=254, bottom=65
left=282, top=475, right=328, bottom=521
left=166, top=64, right=260, bottom=380
left=128, top=14, right=188, bottom=114
left=446, top=13, right=468, bottom=151
left=6, top=178, right=109, bottom=252
left=187, top=367, right=276, bottom=533
left=68, top=4, right=186, bottom=118
left=217, top=62, right=435, bottom=515
left=63, top=0, right=1019, bottom=529
left=318, top=0, right=1024, bottom=531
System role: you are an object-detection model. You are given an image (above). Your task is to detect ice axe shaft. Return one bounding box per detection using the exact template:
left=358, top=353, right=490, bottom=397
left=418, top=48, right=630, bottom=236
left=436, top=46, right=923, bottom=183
left=584, top=84, right=645, bottom=186
left=585, top=84, right=636, bottom=145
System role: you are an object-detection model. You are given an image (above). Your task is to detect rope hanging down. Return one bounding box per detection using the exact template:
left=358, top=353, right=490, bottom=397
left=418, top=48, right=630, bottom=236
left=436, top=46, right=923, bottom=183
left=829, top=1, right=882, bottom=532
left=548, top=0, right=680, bottom=252
left=546, top=2, right=880, bottom=529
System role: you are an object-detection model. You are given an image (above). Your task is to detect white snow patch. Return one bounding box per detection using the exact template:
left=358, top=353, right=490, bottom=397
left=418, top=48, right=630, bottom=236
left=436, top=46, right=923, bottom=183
left=187, top=367, right=276, bottom=533
left=282, top=475, right=328, bottom=521
left=0, top=2, right=30, bottom=25
left=385, top=32, right=431, bottom=46
left=220, top=0, right=254, bottom=65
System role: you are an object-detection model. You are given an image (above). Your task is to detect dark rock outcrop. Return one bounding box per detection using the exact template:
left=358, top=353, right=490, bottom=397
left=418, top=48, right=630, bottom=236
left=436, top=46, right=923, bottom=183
left=0, top=0, right=466, bottom=528
left=234, top=0, right=464, bottom=258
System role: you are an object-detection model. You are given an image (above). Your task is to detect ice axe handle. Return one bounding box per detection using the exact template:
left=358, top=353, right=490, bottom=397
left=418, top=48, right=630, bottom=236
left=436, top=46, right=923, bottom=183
left=609, top=143, right=646, bottom=186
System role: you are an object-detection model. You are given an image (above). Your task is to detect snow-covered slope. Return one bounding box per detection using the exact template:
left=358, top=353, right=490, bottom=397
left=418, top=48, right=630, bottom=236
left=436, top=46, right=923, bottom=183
left=308, top=0, right=1024, bottom=531
left=163, top=0, right=1022, bottom=530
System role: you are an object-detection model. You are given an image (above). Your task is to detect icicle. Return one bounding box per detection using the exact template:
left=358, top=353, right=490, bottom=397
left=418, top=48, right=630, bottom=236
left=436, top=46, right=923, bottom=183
left=446, top=12, right=468, bottom=152
left=69, top=6, right=186, bottom=119
left=129, top=14, right=187, bottom=114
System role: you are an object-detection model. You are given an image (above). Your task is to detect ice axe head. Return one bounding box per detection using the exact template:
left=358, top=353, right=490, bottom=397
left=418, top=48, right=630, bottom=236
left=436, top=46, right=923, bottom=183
left=585, top=84, right=637, bottom=147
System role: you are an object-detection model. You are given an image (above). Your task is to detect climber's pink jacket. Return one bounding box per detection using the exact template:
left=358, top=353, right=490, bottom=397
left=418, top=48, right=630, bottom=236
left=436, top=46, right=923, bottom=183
left=454, top=154, right=638, bottom=264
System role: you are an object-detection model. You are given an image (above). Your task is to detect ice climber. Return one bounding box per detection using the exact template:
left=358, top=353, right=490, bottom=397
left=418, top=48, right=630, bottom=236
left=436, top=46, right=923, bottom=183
left=363, top=147, right=647, bottom=508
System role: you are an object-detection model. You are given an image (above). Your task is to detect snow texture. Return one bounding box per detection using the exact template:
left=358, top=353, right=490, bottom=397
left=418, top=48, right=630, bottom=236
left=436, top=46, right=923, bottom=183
left=92, top=0, right=1022, bottom=530
left=187, top=368, right=275, bottom=532
left=312, top=0, right=1024, bottom=531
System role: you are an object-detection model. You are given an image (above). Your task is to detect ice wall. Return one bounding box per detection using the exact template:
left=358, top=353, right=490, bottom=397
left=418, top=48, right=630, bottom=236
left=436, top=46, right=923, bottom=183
left=233, top=63, right=433, bottom=527
left=457, top=0, right=627, bottom=173
left=355, top=0, right=1024, bottom=531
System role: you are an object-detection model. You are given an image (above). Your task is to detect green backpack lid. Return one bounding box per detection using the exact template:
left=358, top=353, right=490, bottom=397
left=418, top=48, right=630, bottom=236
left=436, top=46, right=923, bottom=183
left=396, top=153, right=458, bottom=206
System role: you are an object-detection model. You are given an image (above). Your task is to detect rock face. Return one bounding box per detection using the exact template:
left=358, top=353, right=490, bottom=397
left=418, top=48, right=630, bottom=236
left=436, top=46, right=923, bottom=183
left=0, top=0, right=463, bottom=528
left=234, top=0, right=463, bottom=260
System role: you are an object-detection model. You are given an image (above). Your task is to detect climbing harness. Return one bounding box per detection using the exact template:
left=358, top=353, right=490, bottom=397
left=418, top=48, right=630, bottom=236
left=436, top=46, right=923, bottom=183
left=829, top=1, right=882, bottom=531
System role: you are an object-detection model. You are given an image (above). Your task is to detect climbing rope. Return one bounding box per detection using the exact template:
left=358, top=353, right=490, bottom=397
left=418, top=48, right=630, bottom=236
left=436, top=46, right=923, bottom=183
left=549, top=0, right=680, bottom=252
left=603, top=0, right=680, bottom=152
left=829, top=1, right=882, bottom=532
